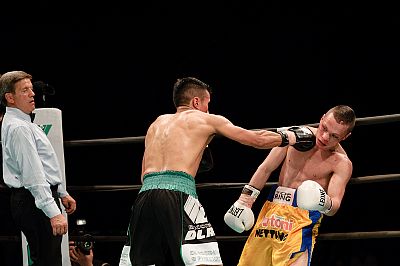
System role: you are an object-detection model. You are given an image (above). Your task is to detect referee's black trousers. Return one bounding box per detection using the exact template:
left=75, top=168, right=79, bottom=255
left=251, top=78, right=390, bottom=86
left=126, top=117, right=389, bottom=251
left=10, top=186, right=63, bottom=266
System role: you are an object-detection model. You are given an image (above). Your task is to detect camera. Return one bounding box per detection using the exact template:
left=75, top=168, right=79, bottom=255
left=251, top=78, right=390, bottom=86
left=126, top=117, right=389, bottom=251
left=74, top=219, right=94, bottom=255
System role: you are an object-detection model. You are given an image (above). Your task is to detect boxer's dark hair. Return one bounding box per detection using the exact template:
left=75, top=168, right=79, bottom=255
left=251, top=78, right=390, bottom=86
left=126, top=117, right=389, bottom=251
left=173, top=77, right=212, bottom=108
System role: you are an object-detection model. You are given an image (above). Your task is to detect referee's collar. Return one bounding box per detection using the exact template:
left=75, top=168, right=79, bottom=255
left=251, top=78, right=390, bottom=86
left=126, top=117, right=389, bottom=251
left=5, top=107, right=34, bottom=122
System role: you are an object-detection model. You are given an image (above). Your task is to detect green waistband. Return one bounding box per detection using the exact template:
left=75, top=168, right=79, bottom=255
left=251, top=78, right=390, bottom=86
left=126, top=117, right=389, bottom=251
left=140, top=170, right=198, bottom=198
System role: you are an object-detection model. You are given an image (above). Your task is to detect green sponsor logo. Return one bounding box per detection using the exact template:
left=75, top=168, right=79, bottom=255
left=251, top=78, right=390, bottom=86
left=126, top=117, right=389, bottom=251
left=38, top=124, right=52, bottom=135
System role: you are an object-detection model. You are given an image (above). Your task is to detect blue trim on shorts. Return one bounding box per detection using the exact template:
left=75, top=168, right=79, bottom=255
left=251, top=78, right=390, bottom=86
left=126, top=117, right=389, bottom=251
left=140, top=170, right=198, bottom=199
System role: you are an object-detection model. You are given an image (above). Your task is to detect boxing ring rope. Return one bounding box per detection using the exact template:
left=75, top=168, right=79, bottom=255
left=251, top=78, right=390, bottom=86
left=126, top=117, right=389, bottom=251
left=1, top=113, right=400, bottom=245
left=2, top=230, right=400, bottom=243
left=1, top=173, right=399, bottom=192
left=62, top=113, right=400, bottom=147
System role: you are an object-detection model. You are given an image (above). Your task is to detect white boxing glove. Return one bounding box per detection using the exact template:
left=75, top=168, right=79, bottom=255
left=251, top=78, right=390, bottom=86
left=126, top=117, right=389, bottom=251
left=297, top=180, right=332, bottom=214
left=224, top=185, right=260, bottom=233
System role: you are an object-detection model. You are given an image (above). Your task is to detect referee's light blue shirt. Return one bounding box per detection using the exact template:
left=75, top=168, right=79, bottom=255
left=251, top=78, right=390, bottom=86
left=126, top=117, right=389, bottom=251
left=1, top=107, right=68, bottom=218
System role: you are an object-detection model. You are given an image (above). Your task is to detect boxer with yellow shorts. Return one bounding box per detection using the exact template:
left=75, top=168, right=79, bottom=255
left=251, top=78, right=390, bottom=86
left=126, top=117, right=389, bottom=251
left=225, top=179, right=332, bottom=266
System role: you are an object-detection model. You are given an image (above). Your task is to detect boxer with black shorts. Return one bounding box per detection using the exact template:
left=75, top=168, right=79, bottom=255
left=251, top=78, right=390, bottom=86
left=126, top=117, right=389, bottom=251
left=225, top=105, right=356, bottom=266
left=120, top=77, right=315, bottom=266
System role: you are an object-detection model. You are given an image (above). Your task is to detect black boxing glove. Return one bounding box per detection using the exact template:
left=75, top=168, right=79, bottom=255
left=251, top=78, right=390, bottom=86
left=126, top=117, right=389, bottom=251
left=198, top=145, right=214, bottom=173
left=269, top=128, right=290, bottom=147
left=287, top=126, right=316, bottom=151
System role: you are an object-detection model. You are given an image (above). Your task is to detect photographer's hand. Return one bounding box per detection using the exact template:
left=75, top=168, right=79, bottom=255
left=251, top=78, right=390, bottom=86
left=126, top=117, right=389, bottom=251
left=69, top=241, right=94, bottom=266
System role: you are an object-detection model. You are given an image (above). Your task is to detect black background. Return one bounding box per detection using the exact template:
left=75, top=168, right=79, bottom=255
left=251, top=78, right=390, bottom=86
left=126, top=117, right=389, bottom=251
left=1, top=1, right=400, bottom=265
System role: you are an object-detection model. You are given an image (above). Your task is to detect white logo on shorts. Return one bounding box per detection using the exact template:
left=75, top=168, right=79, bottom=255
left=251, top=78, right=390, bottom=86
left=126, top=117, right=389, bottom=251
left=273, top=186, right=295, bottom=205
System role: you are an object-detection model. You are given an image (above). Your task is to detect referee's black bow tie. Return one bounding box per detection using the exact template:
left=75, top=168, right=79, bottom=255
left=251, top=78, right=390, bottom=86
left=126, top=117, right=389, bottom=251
left=29, top=112, right=35, bottom=122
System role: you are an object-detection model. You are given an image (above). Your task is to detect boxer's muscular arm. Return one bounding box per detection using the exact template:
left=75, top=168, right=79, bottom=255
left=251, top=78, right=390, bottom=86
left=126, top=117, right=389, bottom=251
left=208, top=114, right=289, bottom=149
left=325, top=156, right=353, bottom=216
left=248, top=147, right=288, bottom=190
left=224, top=147, right=287, bottom=233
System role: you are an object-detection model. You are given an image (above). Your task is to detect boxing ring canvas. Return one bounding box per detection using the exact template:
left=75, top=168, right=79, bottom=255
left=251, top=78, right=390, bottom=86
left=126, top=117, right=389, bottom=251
left=21, top=108, right=71, bottom=266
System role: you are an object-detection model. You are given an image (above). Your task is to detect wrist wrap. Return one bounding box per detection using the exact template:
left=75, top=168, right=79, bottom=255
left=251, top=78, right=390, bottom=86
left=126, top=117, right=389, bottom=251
left=278, top=131, right=289, bottom=147
left=241, top=185, right=260, bottom=199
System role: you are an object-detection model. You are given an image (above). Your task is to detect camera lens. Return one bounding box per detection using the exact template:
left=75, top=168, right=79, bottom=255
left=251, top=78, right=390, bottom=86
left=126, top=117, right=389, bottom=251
left=74, top=219, right=94, bottom=255
left=75, top=234, right=94, bottom=255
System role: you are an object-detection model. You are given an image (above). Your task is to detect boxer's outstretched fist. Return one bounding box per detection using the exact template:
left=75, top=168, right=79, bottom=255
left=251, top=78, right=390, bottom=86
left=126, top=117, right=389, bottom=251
left=288, top=126, right=316, bottom=151
left=273, top=126, right=315, bottom=151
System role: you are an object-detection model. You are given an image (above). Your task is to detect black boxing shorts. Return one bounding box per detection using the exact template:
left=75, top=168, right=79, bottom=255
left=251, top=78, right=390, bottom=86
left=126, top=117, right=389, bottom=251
left=129, top=170, right=222, bottom=266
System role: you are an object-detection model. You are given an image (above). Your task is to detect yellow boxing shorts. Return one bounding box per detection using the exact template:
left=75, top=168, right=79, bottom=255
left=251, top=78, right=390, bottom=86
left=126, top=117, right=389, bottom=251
left=238, top=185, right=323, bottom=266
